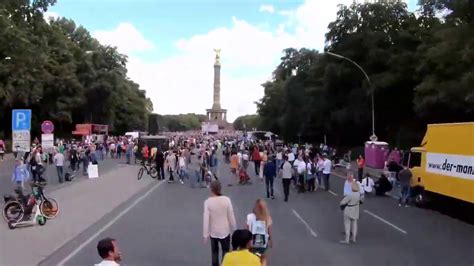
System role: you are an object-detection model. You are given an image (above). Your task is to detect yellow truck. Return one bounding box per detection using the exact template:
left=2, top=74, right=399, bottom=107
left=408, top=122, right=474, bottom=206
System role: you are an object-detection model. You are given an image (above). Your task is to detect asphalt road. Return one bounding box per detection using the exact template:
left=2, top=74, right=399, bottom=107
left=41, top=156, right=474, bottom=266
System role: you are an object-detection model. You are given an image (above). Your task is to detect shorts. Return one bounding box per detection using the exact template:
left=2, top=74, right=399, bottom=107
left=250, top=247, right=267, bottom=256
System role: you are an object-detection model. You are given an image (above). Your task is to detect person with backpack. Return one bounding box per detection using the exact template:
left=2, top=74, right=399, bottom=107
left=246, top=199, right=273, bottom=266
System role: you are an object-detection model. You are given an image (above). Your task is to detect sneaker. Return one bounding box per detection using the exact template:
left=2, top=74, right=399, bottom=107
left=398, top=204, right=402, bottom=207
left=179, top=180, right=184, bottom=185
left=339, top=240, right=350, bottom=244
left=271, top=196, right=275, bottom=200
left=405, top=205, right=409, bottom=207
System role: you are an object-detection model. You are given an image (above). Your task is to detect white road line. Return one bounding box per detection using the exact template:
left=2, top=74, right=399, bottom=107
left=292, top=209, right=318, bottom=237
left=364, top=210, right=408, bottom=235
left=328, top=190, right=338, bottom=196
left=57, top=180, right=165, bottom=266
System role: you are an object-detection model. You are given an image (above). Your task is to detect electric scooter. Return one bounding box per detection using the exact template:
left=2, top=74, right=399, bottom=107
left=7, top=194, right=46, bottom=230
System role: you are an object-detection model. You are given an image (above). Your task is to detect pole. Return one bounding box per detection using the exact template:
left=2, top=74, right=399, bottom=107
left=325, top=52, right=377, bottom=141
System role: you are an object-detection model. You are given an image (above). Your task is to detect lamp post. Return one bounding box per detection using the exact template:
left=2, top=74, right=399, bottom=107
left=325, top=51, right=377, bottom=141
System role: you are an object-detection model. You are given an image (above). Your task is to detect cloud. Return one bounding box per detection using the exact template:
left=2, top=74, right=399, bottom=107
left=93, top=23, right=154, bottom=54
left=43, top=11, right=59, bottom=23
left=96, top=0, right=408, bottom=121
left=259, top=4, right=275, bottom=14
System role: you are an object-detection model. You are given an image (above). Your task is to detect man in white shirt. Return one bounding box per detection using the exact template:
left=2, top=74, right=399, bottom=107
left=322, top=154, right=332, bottom=192
left=95, top=237, right=122, bottom=266
left=53, top=150, right=65, bottom=183
left=281, top=156, right=293, bottom=202
left=294, top=155, right=306, bottom=193
left=361, top=174, right=375, bottom=194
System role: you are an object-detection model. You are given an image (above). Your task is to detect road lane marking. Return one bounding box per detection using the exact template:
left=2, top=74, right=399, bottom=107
left=292, top=209, right=318, bottom=237
left=328, top=190, right=338, bottom=196
left=364, top=210, right=407, bottom=235
left=57, top=180, right=165, bottom=266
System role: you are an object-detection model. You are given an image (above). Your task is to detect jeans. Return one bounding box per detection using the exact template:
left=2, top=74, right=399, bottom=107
left=298, top=174, right=305, bottom=192
left=210, top=235, right=230, bottom=266
left=265, top=175, right=274, bottom=197
left=282, top=178, right=291, bottom=201
left=254, top=160, right=261, bottom=176
left=399, top=184, right=410, bottom=205
left=276, top=159, right=283, bottom=170
left=126, top=154, right=131, bottom=164
left=323, top=173, right=330, bottom=191
left=317, top=171, right=322, bottom=187
left=156, top=165, right=165, bottom=179
left=56, top=165, right=64, bottom=183
left=307, top=177, right=315, bottom=191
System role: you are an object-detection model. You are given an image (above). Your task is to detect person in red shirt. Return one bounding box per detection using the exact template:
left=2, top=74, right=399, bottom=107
left=357, top=155, right=365, bottom=182
left=251, top=146, right=261, bottom=177
left=142, top=145, right=150, bottom=163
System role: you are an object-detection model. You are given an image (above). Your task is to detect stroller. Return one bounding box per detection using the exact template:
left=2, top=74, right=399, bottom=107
left=238, top=167, right=251, bottom=185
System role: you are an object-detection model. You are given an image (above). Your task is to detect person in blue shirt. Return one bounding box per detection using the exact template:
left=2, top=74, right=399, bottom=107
left=263, top=156, right=277, bottom=199
left=11, top=159, right=30, bottom=190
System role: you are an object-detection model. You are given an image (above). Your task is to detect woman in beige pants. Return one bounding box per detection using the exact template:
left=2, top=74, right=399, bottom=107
left=339, top=181, right=362, bottom=244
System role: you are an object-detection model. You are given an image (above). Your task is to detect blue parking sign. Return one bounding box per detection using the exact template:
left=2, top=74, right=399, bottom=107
left=12, top=109, right=32, bottom=131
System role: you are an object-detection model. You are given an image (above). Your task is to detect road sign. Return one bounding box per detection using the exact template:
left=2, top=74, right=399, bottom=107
left=12, top=130, right=31, bottom=152
left=41, top=134, right=54, bottom=149
left=12, top=109, right=32, bottom=131
left=41, top=120, right=54, bottom=134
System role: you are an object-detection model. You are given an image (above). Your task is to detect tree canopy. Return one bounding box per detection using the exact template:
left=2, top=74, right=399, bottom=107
left=233, top=114, right=261, bottom=131
left=0, top=0, right=153, bottom=138
left=256, top=0, right=474, bottom=149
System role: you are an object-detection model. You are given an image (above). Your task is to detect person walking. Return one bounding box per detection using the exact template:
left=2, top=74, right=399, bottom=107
left=251, top=147, right=261, bottom=177
left=155, top=150, right=165, bottom=180
left=222, top=229, right=260, bottom=266
left=0, top=140, right=5, bottom=161
left=339, top=182, right=362, bottom=244
left=263, top=157, right=276, bottom=199
left=294, top=155, right=306, bottom=193
left=259, top=150, right=267, bottom=182
left=307, top=157, right=316, bottom=192
left=11, top=159, right=30, bottom=190
left=54, top=149, right=65, bottom=183
left=356, top=155, right=365, bottom=182
left=280, top=156, right=292, bottom=202
left=203, top=181, right=236, bottom=266
left=246, top=199, right=273, bottom=266
left=166, top=150, right=176, bottom=183
left=322, top=153, right=332, bottom=192
left=229, top=152, right=239, bottom=185
left=178, top=151, right=186, bottom=185
left=398, top=167, right=412, bottom=207
left=125, top=143, right=133, bottom=164
left=210, top=149, right=218, bottom=177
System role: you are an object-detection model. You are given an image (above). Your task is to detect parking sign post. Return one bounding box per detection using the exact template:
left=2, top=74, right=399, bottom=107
left=12, top=109, right=32, bottom=152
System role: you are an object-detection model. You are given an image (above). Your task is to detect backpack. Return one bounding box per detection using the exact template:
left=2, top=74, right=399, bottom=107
left=248, top=214, right=268, bottom=249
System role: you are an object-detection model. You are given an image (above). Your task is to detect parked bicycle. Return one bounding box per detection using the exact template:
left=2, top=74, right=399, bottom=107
left=137, top=160, right=158, bottom=180
left=3, top=183, right=59, bottom=223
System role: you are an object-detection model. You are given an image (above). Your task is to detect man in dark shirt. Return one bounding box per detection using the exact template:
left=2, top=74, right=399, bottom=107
left=398, top=167, right=412, bottom=207
left=263, top=157, right=277, bottom=199
left=155, top=150, right=165, bottom=180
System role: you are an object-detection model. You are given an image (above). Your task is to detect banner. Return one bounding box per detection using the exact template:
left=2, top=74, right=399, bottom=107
left=41, top=134, right=54, bottom=149
left=426, top=152, right=474, bottom=180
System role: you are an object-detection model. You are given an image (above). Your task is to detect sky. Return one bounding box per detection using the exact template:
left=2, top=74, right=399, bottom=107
left=46, top=0, right=418, bottom=121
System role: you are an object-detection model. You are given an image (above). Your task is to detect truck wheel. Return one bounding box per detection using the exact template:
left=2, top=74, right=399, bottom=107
left=414, top=187, right=428, bottom=207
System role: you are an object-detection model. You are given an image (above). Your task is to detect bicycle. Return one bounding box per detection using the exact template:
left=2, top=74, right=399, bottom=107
left=3, top=183, right=59, bottom=222
left=137, top=160, right=158, bottom=180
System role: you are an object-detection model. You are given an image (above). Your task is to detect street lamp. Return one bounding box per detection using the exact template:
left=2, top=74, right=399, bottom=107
left=325, top=51, right=377, bottom=141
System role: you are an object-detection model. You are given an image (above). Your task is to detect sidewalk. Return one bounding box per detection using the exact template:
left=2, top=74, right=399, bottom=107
left=333, top=161, right=400, bottom=199
left=0, top=164, right=154, bottom=266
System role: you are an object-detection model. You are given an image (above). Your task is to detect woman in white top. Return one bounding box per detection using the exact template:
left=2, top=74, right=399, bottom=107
left=178, top=152, right=186, bottom=184
left=203, top=181, right=236, bottom=266
left=246, top=199, right=273, bottom=266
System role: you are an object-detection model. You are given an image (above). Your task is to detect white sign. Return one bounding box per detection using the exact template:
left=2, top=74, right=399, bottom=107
left=426, top=152, right=474, bottom=180
left=88, top=163, right=99, bottom=178
left=41, top=134, right=54, bottom=149
left=12, top=130, right=30, bottom=152
left=201, top=123, right=218, bottom=134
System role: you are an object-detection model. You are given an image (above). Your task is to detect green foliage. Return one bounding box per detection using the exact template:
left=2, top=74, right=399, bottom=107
left=257, top=0, right=474, bottom=148
left=0, top=1, right=152, bottom=137
left=156, top=113, right=206, bottom=132
left=233, top=114, right=261, bottom=131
